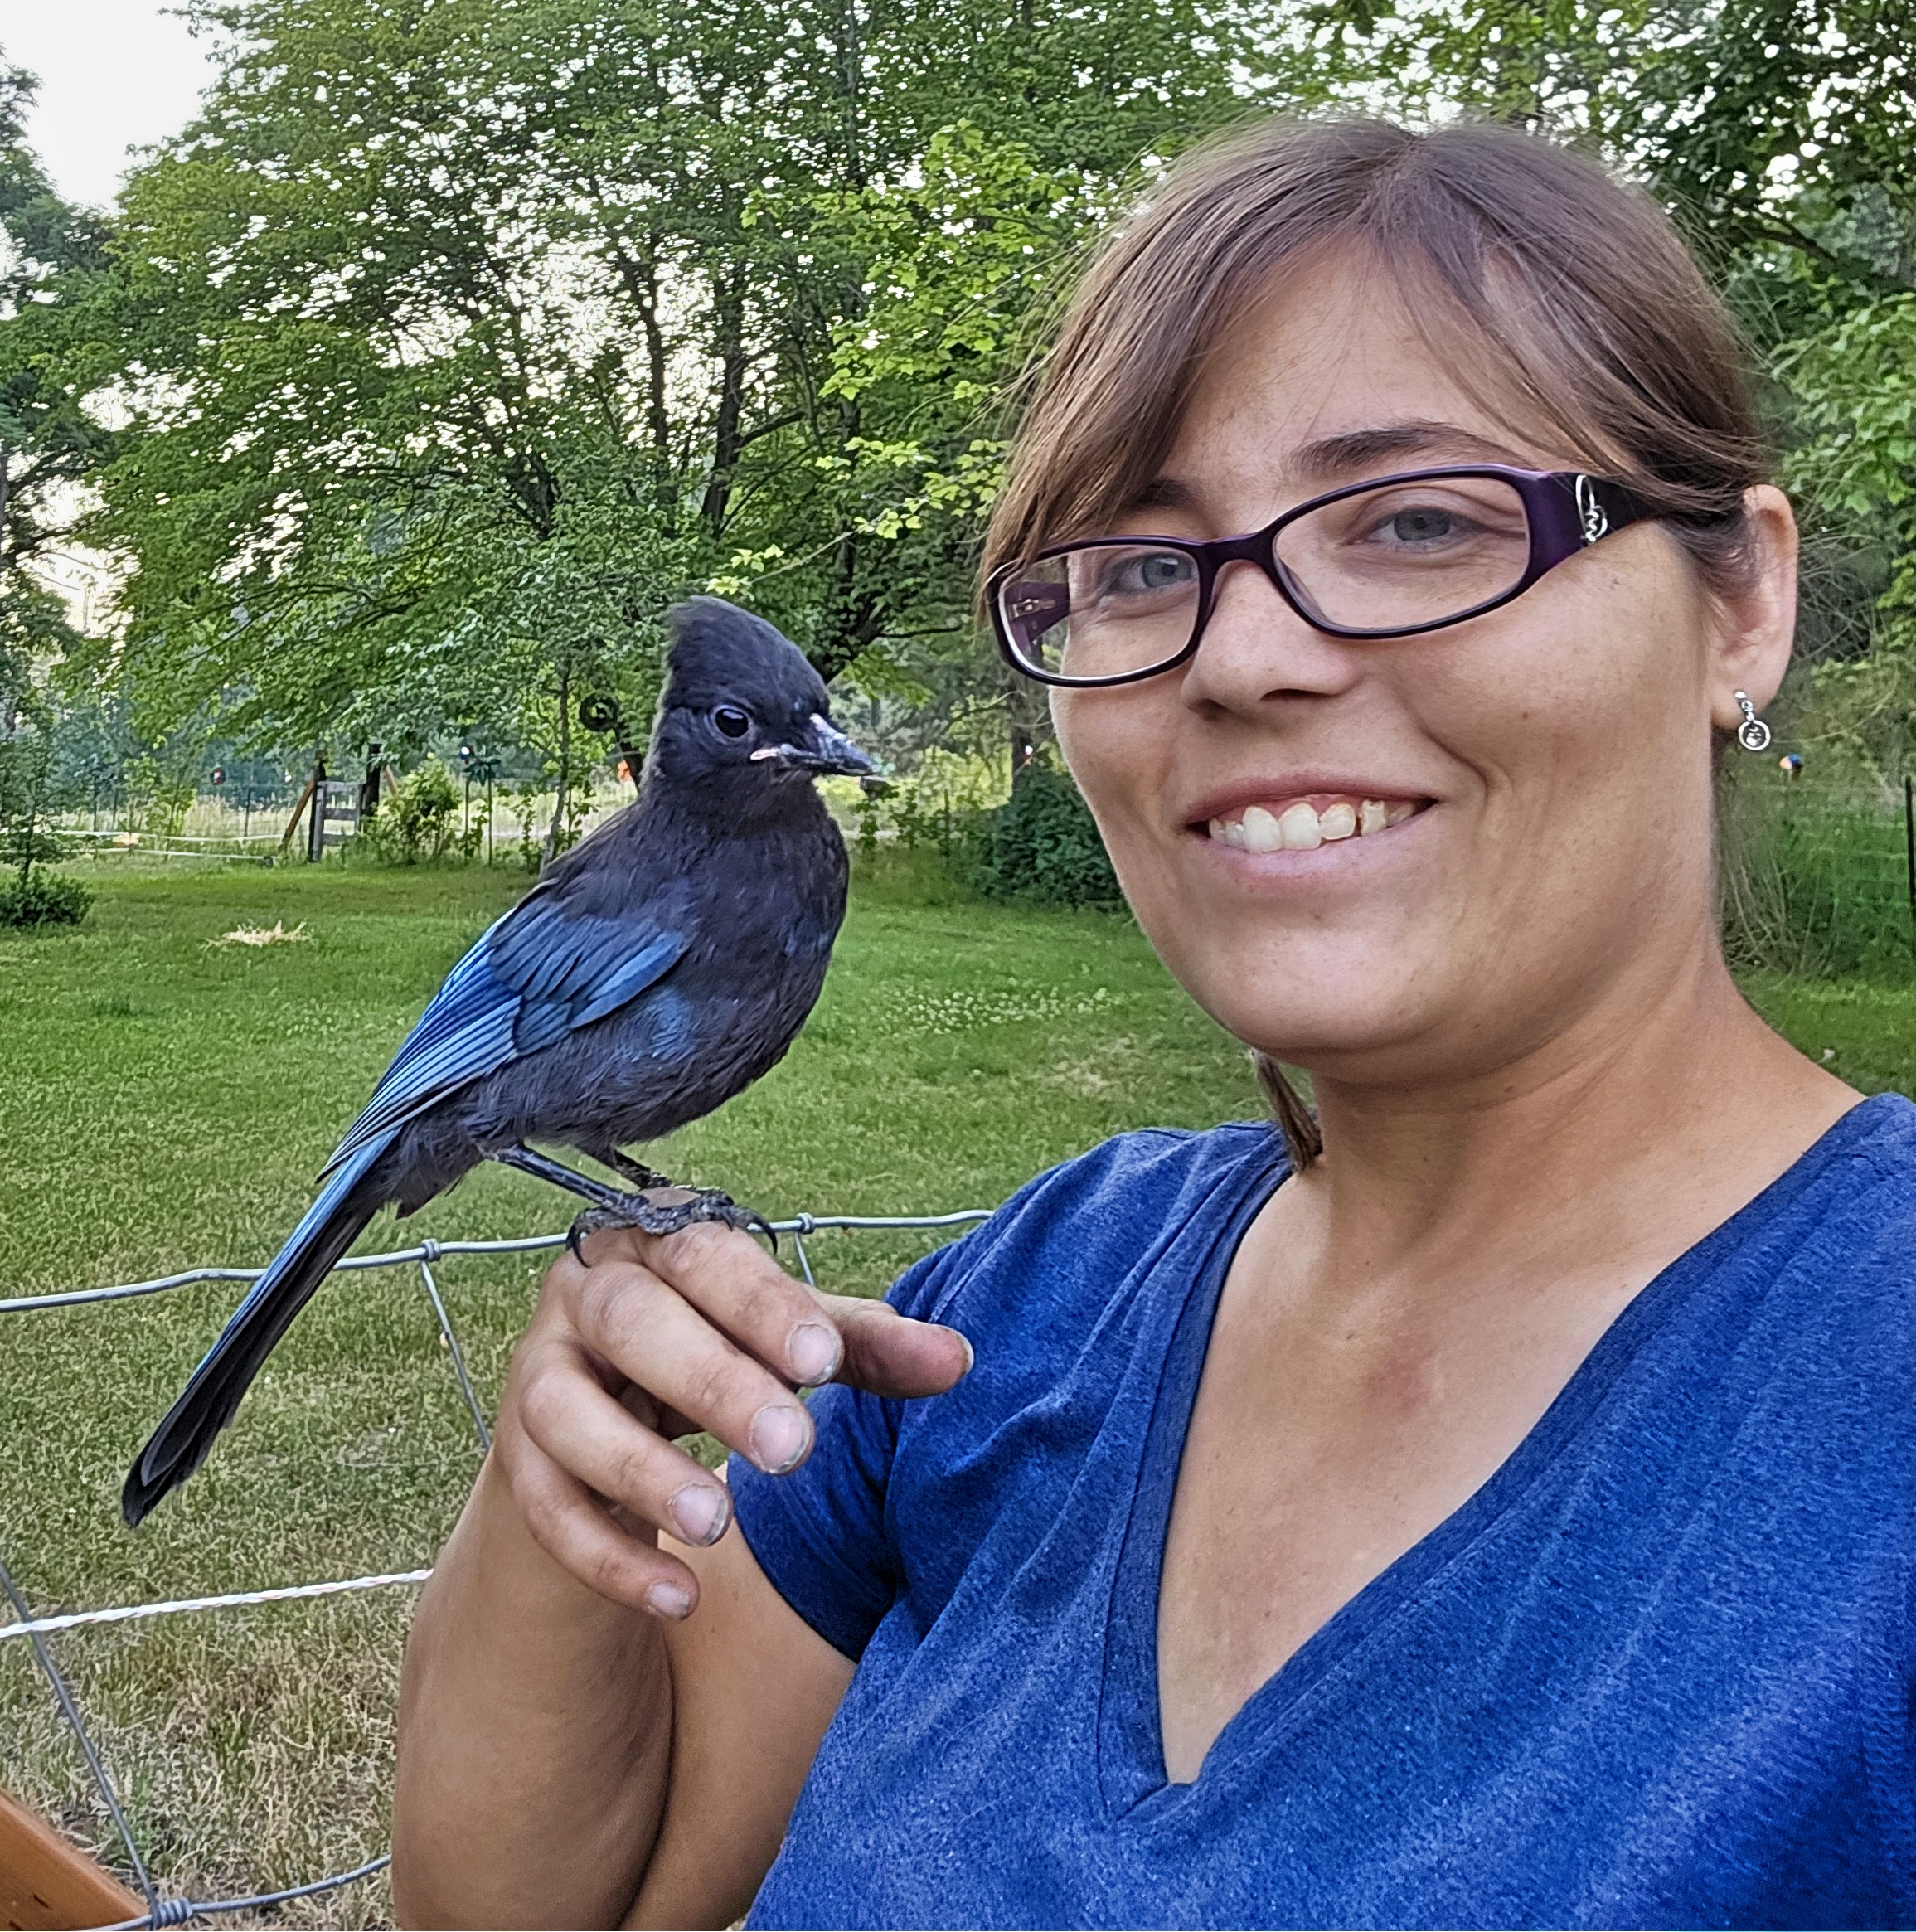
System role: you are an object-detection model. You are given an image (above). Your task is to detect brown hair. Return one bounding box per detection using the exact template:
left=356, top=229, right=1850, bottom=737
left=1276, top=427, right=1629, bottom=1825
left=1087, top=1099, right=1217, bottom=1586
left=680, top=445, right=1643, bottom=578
left=983, top=115, right=1773, bottom=1171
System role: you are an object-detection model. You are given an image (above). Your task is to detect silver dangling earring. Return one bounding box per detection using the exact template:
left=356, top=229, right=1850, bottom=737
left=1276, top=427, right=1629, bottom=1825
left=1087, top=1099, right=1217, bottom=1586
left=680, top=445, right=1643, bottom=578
left=1734, top=690, right=1772, bottom=754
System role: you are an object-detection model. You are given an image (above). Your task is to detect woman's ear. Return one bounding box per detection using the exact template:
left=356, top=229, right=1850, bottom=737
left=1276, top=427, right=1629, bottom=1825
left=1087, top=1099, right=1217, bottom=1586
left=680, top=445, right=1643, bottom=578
left=1707, top=484, right=1797, bottom=730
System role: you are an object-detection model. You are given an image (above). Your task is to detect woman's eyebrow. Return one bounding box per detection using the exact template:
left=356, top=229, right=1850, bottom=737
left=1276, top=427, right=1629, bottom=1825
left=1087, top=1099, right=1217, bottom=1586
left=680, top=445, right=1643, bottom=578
left=1133, top=475, right=1197, bottom=511
left=1136, top=423, right=1536, bottom=514
left=1292, top=421, right=1530, bottom=480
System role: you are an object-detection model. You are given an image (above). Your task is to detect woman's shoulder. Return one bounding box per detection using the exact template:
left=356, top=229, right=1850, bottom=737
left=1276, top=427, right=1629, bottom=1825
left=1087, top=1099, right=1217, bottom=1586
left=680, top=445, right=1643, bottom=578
left=1787, top=1091, right=1916, bottom=1333
left=1800, top=1090, right=1916, bottom=1269
left=892, top=1119, right=1283, bottom=1334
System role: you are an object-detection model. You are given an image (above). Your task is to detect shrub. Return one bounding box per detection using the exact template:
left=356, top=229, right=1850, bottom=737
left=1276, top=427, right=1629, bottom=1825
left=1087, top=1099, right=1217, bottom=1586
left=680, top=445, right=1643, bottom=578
left=0, top=871, right=93, bottom=930
left=358, top=760, right=476, bottom=865
left=964, top=764, right=1123, bottom=909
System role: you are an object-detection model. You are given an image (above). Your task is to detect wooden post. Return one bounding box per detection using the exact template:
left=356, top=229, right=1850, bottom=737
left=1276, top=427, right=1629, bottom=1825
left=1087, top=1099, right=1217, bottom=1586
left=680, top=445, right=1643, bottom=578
left=0, top=1785, right=143, bottom=1930
left=279, top=775, right=316, bottom=853
left=305, top=756, right=327, bottom=864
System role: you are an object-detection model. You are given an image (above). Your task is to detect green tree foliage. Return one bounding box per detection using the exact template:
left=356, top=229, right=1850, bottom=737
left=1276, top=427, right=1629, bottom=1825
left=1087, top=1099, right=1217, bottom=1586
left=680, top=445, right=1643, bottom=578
left=0, top=867, right=91, bottom=928
left=84, top=0, right=1275, bottom=780
left=0, top=63, right=113, bottom=670
left=0, top=54, right=117, bottom=859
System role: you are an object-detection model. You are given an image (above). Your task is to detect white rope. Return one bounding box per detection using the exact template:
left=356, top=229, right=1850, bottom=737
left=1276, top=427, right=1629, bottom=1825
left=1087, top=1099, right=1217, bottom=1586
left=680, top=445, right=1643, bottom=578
left=0, top=1569, right=434, bottom=1645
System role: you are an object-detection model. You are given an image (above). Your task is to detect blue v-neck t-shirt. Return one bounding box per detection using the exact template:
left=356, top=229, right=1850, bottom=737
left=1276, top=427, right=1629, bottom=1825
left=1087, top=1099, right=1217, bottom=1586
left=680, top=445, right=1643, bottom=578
left=729, top=1095, right=1916, bottom=1930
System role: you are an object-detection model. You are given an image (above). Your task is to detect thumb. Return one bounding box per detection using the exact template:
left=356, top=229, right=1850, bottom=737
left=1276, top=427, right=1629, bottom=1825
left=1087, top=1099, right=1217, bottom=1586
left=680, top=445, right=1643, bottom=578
left=820, top=1293, right=973, bottom=1400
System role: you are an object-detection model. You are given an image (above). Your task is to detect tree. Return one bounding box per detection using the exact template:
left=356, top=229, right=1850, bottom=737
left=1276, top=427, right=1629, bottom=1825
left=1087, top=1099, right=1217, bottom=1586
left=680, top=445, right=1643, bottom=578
left=86, top=0, right=1292, bottom=795
left=0, top=60, right=114, bottom=717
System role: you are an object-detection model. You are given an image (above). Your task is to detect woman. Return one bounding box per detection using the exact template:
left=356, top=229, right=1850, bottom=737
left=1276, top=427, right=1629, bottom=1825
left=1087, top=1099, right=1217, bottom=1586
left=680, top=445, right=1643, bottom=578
left=392, top=117, right=1916, bottom=1930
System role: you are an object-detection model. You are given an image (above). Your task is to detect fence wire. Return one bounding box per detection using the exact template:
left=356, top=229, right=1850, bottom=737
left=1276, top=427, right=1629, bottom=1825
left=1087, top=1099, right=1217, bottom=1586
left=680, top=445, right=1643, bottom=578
left=0, top=1208, right=990, bottom=1929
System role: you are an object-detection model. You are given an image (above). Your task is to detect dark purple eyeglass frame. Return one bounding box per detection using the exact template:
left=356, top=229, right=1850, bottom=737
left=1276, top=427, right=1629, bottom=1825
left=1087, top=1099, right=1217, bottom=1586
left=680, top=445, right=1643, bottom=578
left=987, top=464, right=1659, bottom=689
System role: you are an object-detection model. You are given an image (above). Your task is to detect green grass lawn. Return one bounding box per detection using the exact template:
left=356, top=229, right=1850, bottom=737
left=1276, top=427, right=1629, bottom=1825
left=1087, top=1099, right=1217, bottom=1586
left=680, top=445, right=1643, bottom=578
left=0, top=856, right=1260, bottom=1922
left=0, top=861, right=1910, bottom=1924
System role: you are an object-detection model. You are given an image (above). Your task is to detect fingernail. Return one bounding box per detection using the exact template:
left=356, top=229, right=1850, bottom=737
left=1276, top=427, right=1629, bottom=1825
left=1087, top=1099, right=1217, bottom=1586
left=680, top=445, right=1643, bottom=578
left=950, top=1328, right=975, bottom=1376
left=667, top=1483, right=730, bottom=1546
left=788, top=1320, right=841, bottom=1386
left=646, top=1580, right=691, bottom=1619
left=750, top=1403, right=810, bottom=1473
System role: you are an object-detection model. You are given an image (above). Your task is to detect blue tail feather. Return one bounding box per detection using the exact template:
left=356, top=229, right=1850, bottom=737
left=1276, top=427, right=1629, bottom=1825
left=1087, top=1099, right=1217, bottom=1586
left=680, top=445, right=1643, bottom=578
left=122, top=1138, right=393, bottom=1526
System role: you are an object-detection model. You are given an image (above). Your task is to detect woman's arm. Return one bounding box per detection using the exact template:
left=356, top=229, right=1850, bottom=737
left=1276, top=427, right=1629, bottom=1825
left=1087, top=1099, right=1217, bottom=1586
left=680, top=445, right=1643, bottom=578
left=391, top=1222, right=967, bottom=1930
left=628, top=1520, right=855, bottom=1930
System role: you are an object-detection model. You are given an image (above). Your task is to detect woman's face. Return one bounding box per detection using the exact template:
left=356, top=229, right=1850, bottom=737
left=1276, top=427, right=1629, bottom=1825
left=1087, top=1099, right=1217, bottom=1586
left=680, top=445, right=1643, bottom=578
left=1053, top=254, right=1785, bottom=1091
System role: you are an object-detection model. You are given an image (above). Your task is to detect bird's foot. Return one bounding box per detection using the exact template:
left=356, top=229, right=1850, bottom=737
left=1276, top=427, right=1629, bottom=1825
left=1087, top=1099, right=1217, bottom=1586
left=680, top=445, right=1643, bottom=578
left=599, top=1149, right=672, bottom=1192
left=566, top=1185, right=776, bottom=1262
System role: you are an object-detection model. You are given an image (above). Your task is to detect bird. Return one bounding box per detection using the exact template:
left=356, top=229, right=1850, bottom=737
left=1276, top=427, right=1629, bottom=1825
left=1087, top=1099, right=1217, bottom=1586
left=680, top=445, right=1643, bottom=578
left=124, top=596, right=876, bottom=1526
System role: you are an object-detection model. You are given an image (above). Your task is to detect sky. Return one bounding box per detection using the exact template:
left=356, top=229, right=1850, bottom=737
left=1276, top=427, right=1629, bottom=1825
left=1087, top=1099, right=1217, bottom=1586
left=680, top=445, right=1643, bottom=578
left=3, top=1, right=221, bottom=209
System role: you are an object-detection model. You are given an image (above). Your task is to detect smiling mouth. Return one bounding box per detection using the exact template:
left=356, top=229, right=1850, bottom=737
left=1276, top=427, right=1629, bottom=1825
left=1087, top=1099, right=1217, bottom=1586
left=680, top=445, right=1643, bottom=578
left=1203, top=794, right=1424, bottom=852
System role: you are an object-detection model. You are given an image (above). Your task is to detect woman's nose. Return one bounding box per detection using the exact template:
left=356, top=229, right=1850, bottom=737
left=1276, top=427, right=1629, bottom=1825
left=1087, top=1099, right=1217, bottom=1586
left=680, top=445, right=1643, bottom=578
left=1176, top=555, right=1364, bottom=713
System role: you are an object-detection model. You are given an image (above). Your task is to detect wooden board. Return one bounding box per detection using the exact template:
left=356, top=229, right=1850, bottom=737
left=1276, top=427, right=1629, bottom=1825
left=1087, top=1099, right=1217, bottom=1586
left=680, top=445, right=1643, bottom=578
left=0, top=1788, right=143, bottom=1930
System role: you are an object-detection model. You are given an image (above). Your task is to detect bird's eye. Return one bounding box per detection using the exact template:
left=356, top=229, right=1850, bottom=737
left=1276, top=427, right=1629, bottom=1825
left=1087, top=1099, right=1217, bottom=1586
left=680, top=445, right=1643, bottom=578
left=712, top=706, right=751, bottom=740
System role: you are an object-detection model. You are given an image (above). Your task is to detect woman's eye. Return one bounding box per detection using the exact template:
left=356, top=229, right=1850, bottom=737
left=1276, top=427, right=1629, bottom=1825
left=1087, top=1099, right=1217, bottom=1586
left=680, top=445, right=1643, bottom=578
left=712, top=706, right=752, bottom=739
left=1354, top=502, right=1471, bottom=550
left=1388, top=507, right=1458, bottom=545
left=1098, top=550, right=1196, bottom=600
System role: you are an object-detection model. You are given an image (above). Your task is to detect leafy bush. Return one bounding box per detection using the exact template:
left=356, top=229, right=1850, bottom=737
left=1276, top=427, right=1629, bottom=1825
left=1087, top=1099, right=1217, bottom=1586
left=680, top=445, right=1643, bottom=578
left=357, top=760, right=477, bottom=865
left=0, top=871, right=93, bottom=930
left=963, top=764, right=1123, bottom=909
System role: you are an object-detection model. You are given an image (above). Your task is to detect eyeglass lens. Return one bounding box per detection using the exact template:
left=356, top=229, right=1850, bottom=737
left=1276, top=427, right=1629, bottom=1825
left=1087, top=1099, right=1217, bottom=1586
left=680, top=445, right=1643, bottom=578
left=1002, top=473, right=1534, bottom=678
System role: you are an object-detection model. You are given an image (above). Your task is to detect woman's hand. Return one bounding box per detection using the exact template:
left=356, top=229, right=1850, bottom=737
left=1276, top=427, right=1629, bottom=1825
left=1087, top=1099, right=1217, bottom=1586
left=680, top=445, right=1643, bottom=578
left=496, top=1220, right=973, bottom=1620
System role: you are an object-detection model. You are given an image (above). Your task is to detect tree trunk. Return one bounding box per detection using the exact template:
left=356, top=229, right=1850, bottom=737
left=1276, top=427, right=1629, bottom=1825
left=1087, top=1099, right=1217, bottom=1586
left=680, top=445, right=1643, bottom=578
left=630, top=236, right=677, bottom=532
left=701, top=270, right=749, bottom=538
left=18, top=781, right=36, bottom=887
left=544, top=659, right=573, bottom=865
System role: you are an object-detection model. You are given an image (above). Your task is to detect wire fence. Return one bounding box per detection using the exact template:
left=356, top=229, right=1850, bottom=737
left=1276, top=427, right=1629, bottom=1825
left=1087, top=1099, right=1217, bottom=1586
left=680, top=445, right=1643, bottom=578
left=0, top=1208, right=991, bottom=1930
left=1720, top=763, right=1916, bottom=980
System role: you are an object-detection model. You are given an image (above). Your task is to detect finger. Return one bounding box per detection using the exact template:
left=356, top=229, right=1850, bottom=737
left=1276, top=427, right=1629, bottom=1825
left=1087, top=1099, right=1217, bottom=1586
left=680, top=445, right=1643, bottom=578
left=570, top=1260, right=817, bottom=1475
left=503, top=1433, right=701, bottom=1619
left=636, top=1221, right=845, bottom=1388
left=822, top=1293, right=974, bottom=1400
left=519, top=1347, right=733, bottom=1549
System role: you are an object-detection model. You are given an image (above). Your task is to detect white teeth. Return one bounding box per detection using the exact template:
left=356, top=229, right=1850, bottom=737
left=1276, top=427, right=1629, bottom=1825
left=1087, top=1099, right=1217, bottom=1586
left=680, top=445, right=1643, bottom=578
left=1209, top=795, right=1419, bottom=850
left=1239, top=804, right=1283, bottom=852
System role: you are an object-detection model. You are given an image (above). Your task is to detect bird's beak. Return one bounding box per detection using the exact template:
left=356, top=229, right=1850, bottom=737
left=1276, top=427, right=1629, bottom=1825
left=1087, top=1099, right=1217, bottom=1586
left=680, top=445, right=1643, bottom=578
left=751, top=713, right=877, bottom=777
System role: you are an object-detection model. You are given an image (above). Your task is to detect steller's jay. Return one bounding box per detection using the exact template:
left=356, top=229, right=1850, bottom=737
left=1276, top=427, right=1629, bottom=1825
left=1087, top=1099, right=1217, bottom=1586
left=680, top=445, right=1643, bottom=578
left=124, top=597, right=875, bottom=1526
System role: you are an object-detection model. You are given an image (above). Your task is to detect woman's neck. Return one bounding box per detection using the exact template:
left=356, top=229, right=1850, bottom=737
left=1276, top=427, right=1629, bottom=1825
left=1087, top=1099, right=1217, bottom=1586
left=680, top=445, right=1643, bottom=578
left=1288, top=941, right=1857, bottom=1310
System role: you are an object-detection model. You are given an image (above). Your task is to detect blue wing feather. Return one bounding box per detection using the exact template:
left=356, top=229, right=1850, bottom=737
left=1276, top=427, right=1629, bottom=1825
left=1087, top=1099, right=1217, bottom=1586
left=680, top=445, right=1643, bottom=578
left=319, top=881, right=691, bottom=1176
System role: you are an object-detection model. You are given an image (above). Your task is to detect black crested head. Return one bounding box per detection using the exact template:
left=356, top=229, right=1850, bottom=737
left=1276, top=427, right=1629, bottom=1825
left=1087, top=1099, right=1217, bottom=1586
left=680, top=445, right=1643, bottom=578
left=646, top=596, right=875, bottom=798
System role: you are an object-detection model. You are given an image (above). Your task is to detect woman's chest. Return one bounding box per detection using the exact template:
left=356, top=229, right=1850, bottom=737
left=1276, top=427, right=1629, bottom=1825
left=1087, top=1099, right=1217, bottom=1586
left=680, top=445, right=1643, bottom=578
left=1156, top=1238, right=1657, bottom=1784
left=773, top=1386, right=1902, bottom=1932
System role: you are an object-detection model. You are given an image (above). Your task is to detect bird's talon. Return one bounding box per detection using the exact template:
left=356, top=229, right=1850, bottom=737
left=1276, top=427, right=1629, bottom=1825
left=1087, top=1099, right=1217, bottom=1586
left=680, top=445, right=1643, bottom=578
left=562, top=1185, right=770, bottom=1244
left=566, top=1213, right=597, bottom=1265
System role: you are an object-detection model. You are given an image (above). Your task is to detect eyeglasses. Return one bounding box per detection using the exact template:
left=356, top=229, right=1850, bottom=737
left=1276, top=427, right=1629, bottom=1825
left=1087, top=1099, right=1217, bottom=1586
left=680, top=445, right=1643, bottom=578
left=988, top=464, right=1659, bottom=687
